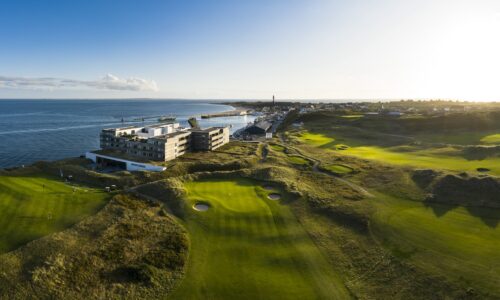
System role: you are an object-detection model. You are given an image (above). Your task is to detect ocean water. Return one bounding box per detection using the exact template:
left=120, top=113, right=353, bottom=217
left=0, top=100, right=255, bottom=169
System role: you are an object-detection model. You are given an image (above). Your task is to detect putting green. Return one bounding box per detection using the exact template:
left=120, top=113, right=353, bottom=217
left=269, top=144, right=285, bottom=152
left=371, top=193, right=500, bottom=294
left=0, top=175, right=108, bottom=253
left=287, top=155, right=310, bottom=165
left=172, top=178, right=349, bottom=299
left=324, top=164, right=353, bottom=174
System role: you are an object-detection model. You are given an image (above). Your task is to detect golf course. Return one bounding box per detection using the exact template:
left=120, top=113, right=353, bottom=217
left=171, top=178, right=349, bottom=299
left=0, top=175, right=108, bottom=253
left=370, top=193, right=500, bottom=294
left=296, top=131, right=500, bottom=175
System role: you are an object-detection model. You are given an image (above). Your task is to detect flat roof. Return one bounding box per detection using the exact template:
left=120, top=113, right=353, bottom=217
left=190, top=126, right=228, bottom=133
left=146, top=123, right=178, bottom=129
left=103, top=125, right=142, bottom=131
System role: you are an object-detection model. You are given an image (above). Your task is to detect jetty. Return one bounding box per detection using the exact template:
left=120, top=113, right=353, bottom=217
left=201, top=109, right=248, bottom=119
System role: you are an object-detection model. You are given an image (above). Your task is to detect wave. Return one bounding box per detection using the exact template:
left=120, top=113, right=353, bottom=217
left=0, top=112, right=46, bottom=118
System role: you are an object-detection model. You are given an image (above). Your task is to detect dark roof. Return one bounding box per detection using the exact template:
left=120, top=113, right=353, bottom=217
left=254, top=121, right=272, bottom=130
left=245, top=121, right=272, bottom=133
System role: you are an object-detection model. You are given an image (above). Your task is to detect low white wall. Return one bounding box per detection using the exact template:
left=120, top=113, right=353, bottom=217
left=85, top=152, right=166, bottom=172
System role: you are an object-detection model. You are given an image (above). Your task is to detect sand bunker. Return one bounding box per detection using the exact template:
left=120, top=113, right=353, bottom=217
left=193, top=202, right=210, bottom=211
left=268, top=193, right=281, bottom=200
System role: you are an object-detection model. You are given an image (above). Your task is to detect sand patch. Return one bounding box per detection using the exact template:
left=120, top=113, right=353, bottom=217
left=268, top=193, right=281, bottom=201
left=193, top=202, right=210, bottom=211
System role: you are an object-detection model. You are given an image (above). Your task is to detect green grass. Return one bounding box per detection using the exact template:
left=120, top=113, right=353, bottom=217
left=269, top=143, right=285, bottom=152
left=409, top=131, right=500, bottom=145
left=370, top=193, right=500, bottom=294
left=343, top=146, right=500, bottom=175
left=171, top=178, right=350, bottom=299
left=296, top=131, right=500, bottom=175
left=324, top=164, right=353, bottom=174
left=341, top=115, right=364, bottom=119
left=297, top=132, right=335, bottom=147
left=0, top=175, right=108, bottom=253
left=481, top=133, right=500, bottom=144
left=287, top=155, right=310, bottom=165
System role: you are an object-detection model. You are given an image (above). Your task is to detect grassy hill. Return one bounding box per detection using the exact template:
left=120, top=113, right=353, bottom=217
left=371, top=192, right=500, bottom=294
left=171, top=178, right=350, bottom=299
left=0, top=175, right=108, bottom=253
left=293, top=114, right=500, bottom=175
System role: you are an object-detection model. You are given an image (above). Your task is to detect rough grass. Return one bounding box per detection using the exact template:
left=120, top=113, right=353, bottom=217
left=370, top=192, right=500, bottom=295
left=171, top=178, right=350, bottom=299
left=0, top=175, right=108, bottom=253
left=0, top=194, right=188, bottom=299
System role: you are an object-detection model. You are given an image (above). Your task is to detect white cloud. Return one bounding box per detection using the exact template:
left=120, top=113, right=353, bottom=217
left=0, top=74, right=158, bottom=92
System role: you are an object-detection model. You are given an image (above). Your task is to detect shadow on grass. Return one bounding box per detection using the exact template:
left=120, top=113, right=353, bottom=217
left=424, top=200, right=500, bottom=228
left=423, top=201, right=458, bottom=218
left=466, top=206, right=500, bottom=228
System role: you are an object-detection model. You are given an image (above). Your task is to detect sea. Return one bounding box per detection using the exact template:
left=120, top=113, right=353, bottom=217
left=0, top=99, right=255, bottom=169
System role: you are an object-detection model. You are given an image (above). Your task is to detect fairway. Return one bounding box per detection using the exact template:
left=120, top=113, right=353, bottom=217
left=481, top=133, right=500, bottom=144
left=296, top=131, right=500, bottom=175
left=370, top=193, right=500, bottom=294
left=0, top=175, right=108, bottom=253
left=171, top=178, right=349, bottom=299
left=297, top=132, right=335, bottom=147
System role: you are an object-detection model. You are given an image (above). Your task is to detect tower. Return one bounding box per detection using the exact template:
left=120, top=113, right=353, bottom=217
left=272, top=95, right=275, bottom=106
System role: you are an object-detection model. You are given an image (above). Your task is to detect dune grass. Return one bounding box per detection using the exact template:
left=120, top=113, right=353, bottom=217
left=370, top=193, right=500, bottom=294
left=171, top=178, right=350, bottom=299
left=0, top=175, right=108, bottom=253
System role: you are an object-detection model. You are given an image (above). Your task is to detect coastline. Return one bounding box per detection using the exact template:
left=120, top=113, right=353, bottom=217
left=0, top=100, right=252, bottom=170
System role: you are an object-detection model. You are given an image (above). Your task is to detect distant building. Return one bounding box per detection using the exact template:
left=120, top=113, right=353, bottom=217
left=190, top=127, right=230, bottom=151
left=244, top=121, right=272, bottom=135
left=98, top=123, right=229, bottom=162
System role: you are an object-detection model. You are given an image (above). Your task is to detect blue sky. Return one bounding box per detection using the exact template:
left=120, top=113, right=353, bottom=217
left=0, top=0, right=499, bottom=100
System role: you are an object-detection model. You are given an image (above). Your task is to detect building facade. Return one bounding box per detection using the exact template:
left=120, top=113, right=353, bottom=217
left=99, top=123, right=229, bottom=161
left=190, top=127, right=230, bottom=151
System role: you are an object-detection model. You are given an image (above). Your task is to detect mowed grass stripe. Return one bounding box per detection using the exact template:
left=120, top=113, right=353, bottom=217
left=0, top=175, right=108, bottom=253
left=371, top=193, right=500, bottom=294
left=172, top=179, right=350, bottom=299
